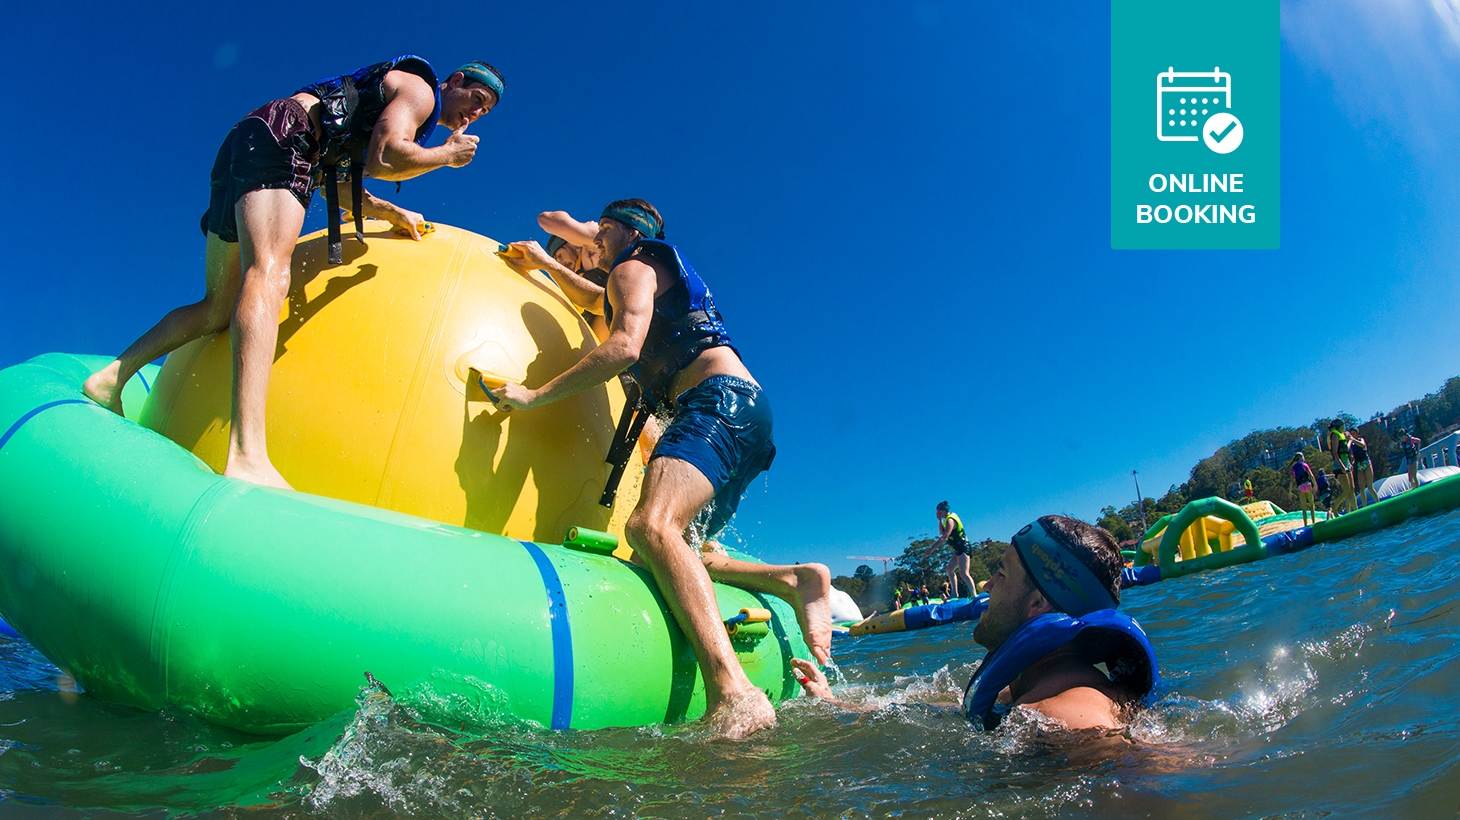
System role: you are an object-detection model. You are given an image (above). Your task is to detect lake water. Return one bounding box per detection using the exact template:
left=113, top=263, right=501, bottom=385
left=2, top=509, right=1458, bottom=817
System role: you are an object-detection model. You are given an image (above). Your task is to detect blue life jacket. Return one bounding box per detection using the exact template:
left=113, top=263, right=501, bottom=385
left=605, top=239, right=737, bottom=411
left=961, top=609, right=1159, bottom=730
left=297, top=55, right=441, bottom=263
left=298, top=55, right=441, bottom=170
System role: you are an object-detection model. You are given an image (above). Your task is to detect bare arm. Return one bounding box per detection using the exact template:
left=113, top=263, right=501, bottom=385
left=923, top=518, right=953, bottom=556
left=337, top=185, right=428, bottom=239
left=500, top=241, right=605, bottom=313
left=491, top=259, right=654, bottom=411
left=366, top=71, right=478, bottom=181
left=537, top=211, right=600, bottom=247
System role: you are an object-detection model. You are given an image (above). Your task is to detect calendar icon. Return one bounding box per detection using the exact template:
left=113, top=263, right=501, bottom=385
left=1157, top=67, right=1231, bottom=142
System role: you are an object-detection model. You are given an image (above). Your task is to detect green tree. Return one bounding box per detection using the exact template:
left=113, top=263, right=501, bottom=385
left=894, top=537, right=945, bottom=590
left=1096, top=505, right=1135, bottom=542
left=853, top=564, right=875, bottom=584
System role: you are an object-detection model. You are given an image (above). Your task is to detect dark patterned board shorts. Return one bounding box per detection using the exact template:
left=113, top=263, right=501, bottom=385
left=199, top=98, right=319, bottom=243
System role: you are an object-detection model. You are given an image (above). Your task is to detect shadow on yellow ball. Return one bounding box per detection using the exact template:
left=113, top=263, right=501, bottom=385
left=139, top=220, right=642, bottom=543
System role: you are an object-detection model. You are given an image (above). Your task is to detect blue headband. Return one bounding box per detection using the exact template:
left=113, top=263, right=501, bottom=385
left=1011, top=520, right=1118, bottom=617
left=545, top=235, right=568, bottom=257
left=454, top=61, right=505, bottom=103
left=600, top=205, right=662, bottom=239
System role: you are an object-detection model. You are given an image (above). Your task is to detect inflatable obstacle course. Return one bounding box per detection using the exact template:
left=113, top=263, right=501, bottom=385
left=0, top=223, right=807, bottom=735
left=848, top=596, right=988, bottom=637
left=1124, top=475, right=1460, bottom=586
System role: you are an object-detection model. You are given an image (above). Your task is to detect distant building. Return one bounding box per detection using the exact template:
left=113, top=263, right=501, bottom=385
left=1243, top=435, right=1320, bottom=472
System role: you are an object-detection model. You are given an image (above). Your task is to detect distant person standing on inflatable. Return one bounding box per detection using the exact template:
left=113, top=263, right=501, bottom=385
left=83, top=57, right=502, bottom=488
left=1397, top=427, right=1422, bottom=491
left=1328, top=420, right=1358, bottom=515
left=1349, top=430, right=1378, bottom=506
left=1289, top=453, right=1320, bottom=525
left=925, top=501, right=977, bottom=600
left=491, top=199, right=832, bottom=739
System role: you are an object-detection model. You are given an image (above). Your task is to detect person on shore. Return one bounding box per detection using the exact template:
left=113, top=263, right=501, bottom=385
left=491, top=199, right=831, bottom=738
left=924, top=501, right=977, bottom=599
left=1289, top=452, right=1320, bottom=525
left=1349, top=430, right=1378, bottom=507
left=1396, top=428, right=1422, bottom=491
left=1242, top=478, right=1254, bottom=501
left=1328, top=420, right=1357, bottom=515
left=940, top=580, right=952, bottom=602
left=796, top=515, right=1158, bottom=734
left=84, top=57, right=501, bottom=488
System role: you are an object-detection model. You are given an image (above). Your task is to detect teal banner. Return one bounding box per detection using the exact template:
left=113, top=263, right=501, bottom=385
left=1111, top=0, right=1279, bottom=249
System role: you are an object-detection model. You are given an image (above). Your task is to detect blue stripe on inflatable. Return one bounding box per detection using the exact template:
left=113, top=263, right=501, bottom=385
left=136, top=370, right=151, bottom=393
left=0, top=399, right=91, bottom=452
left=518, top=539, right=574, bottom=730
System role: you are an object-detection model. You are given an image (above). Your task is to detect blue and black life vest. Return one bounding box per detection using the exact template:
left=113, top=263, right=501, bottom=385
left=297, top=55, right=441, bottom=263
left=961, top=609, right=1159, bottom=730
left=604, top=239, right=737, bottom=411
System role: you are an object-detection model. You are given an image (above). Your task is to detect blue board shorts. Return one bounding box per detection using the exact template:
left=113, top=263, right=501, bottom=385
left=651, top=375, right=775, bottom=539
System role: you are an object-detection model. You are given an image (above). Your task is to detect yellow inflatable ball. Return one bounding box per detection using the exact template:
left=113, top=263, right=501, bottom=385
left=138, top=220, right=642, bottom=545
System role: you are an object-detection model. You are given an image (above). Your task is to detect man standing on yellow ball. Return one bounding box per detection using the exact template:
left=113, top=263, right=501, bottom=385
left=493, top=200, right=831, bottom=739
left=84, top=57, right=503, bottom=488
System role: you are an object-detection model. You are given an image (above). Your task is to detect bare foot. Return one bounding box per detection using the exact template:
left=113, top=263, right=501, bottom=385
left=223, top=456, right=294, bottom=490
left=703, top=686, right=776, bottom=739
left=82, top=361, right=125, bottom=415
left=788, top=564, right=833, bottom=666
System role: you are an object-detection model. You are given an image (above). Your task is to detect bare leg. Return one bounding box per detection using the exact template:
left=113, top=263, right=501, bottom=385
left=944, top=558, right=958, bottom=599
left=951, top=553, right=975, bottom=600
left=222, top=189, right=304, bottom=489
left=84, top=236, right=242, bottom=414
left=702, top=552, right=832, bottom=667
left=626, top=456, right=775, bottom=739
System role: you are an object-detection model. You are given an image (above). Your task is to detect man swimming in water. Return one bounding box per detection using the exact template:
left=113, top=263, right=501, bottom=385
left=83, top=57, right=502, bottom=488
left=797, top=515, right=1157, bottom=733
left=492, top=199, right=832, bottom=738
left=924, top=501, right=977, bottom=599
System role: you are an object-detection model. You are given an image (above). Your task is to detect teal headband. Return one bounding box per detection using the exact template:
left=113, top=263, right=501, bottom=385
left=600, top=204, right=662, bottom=239
left=545, top=235, right=569, bottom=257
left=454, top=61, right=505, bottom=103
left=1011, top=520, right=1118, bottom=617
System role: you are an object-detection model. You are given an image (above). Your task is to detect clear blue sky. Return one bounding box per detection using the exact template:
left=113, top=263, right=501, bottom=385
left=3, top=1, right=1458, bottom=576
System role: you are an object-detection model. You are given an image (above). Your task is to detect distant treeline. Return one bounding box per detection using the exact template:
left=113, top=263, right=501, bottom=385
left=832, top=537, right=1008, bottom=615
left=832, top=376, right=1460, bottom=616
left=1095, top=376, right=1460, bottom=543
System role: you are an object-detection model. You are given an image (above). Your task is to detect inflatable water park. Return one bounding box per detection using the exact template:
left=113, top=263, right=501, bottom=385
left=847, top=474, right=1460, bottom=637
left=0, top=222, right=810, bottom=735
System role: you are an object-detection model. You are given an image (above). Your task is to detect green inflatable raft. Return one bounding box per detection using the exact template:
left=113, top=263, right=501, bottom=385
left=0, top=353, right=806, bottom=735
